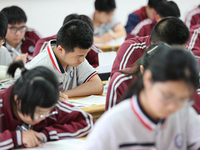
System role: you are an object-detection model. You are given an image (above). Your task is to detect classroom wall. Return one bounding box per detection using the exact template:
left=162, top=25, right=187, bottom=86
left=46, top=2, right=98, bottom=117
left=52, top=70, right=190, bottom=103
left=0, top=0, right=198, bottom=37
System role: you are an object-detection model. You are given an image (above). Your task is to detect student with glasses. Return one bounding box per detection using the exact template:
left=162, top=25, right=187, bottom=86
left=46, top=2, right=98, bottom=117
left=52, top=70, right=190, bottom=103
left=0, top=60, right=94, bottom=149
left=83, top=47, right=200, bottom=150
left=1, top=6, right=41, bottom=62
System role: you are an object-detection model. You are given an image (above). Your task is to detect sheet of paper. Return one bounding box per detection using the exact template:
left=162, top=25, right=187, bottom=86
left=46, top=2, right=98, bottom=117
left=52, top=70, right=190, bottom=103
left=68, top=95, right=106, bottom=107
left=95, top=36, right=125, bottom=47
left=14, top=138, right=85, bottom=150
left=98, top=51, right=116, bottom=73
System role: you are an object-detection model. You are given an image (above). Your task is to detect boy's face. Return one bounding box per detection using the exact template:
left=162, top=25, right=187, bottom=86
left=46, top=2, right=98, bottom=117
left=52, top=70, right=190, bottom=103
left=59, top=46, right=90, bottom=68
left=6, top=22, right=26, bottom=47
left=97, top=10, right=114, bottom=24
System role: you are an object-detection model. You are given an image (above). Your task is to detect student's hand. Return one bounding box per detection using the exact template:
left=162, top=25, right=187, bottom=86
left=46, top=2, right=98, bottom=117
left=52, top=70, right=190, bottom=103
left=22, top=130, right=44, bottom=148
left=14, top=53, right=28, bottom=64
left=59, top=92, right=68, bottom=101
left=102, top=33, right=113, bottom=43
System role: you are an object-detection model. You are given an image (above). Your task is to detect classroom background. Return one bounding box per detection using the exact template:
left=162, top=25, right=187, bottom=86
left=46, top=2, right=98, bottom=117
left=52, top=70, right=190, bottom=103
left=0, top=0, right=198, bottom=37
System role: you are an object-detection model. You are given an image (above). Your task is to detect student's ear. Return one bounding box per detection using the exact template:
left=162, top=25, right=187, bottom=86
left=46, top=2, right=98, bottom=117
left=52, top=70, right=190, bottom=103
left=57, top=45, right=64, bottom=54
left=143, top=70, right=153, bottom=89
left=14, top=95, right=21, bottom=108
left=140, top=65, right=144, bottom=73
left=155, top=15, right=161, bottom=23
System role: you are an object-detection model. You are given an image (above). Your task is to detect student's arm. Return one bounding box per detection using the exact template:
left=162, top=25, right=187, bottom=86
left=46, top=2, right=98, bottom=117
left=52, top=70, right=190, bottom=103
left=63, top=74, right=103, bottom=98
left=39, top=101, right=94, bottom=141
left=111, top=23, right=126, bottom=39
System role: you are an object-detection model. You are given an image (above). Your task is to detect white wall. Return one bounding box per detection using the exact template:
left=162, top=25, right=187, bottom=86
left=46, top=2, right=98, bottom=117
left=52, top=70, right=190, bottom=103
left=0, top=0, right=198, bottom=37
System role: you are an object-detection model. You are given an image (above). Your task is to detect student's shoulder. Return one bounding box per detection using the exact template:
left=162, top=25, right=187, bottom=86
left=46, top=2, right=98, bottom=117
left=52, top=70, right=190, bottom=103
left=25, top=27, right=42, bottom=38
left=38, top=34, right=57, bottom=43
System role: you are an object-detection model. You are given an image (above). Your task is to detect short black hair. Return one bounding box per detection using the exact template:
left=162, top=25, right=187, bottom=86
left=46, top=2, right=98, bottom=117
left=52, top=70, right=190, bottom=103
left=156, top=1, right=180, bottom=18
left=148, top=0, right=165, bottom=9
left=95, top=0, right=116, bottom=12
left=8, top=61, right=59, bottom=120
left=150, top=17, right=189, bottom=45
left=1, top=5, right=27, bottom=24
left=63, top=13, right=94, bottom=32
left=0, top=12, right=8, bottom=38
left=56, top=19, right=93, bottom=53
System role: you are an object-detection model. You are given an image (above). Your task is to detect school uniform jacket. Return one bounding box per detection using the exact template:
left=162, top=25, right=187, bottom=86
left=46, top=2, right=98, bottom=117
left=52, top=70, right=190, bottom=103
left=110, top=35, right=151, bottom=77
left=25, top=40, right=98, bottom=92
left=125, top=6, right=148, bottom=33
left=187, top=24, right=200, bottom=57
left=83, top=95, right=200, bottom=150
left=33, top=34, right=102, bottom=68
left=126, top=18, right=157, bottom=39
left=0, top=86, right=94, bottom=149
left=105, top=68, right=136, bottom=111
left=4, top=27, right=41, bottom=62
left=185, top=6, right=200, bottom=29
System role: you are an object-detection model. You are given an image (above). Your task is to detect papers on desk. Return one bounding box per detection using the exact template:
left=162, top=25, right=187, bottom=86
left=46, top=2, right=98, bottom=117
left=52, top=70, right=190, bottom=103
left=95, top=36, right=125, bottom=47
left=14, top=138, right=85, bottom=150
left=68, top=95, right=106, bottom=107
left=98, top=51, right=116, bottom=73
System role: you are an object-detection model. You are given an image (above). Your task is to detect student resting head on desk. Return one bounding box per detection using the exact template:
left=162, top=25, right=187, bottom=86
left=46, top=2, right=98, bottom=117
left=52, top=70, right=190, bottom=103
left=83, top=47, right=200, bottom=150
left=25, top=19, right=103, bottom=100
left=0, top=60, right=94, bottom=149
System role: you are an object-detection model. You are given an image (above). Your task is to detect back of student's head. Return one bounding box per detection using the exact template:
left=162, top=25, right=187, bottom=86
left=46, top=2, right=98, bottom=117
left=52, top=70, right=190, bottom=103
left=1, top=5, right=27, bottom=24
left=63, top=13, right=94, bottom=32
left=148, top=0, right=165, bottom=9
left=0, top=12, right=8, bottom=38
left=56, top=19, right=93, bottom=52
left=150, top=17, right=189, bottom=45
left=156, top=1, right=180, bottom=18
left=123, top=47, right=199, bottom=99
left=95, top=0, right=116, bottom=12
left=7, top=60, right=59, bottom=119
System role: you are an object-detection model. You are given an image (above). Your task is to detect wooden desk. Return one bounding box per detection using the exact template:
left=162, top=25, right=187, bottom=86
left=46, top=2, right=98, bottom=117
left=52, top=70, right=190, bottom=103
left=69, top=96, right=105, bottom=122
left=99, top=45, right=120, bottom=52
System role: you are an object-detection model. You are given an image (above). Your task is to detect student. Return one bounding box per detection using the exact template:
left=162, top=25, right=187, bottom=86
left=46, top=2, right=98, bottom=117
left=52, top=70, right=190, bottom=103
left=83, top=48, right=200, bottom=150
left=106, top=43, right=170, bottom=111
left=0, top=12, right=26, bottom=66
left=92, top=0, right=126, bottom=43
left=185, top=5, right=200, bottom=29
left=111, top=17, right=190, bottom=77
left=0, top=61, right=94, bottom=149
left=25, top=20, right=103, bottom=99
left=125, top=0, right=163, bottom=34
left=187, top=24, right=200, bottom=57
left=33, top=14, right=102, bottom=68
left=1, top=6, right=41, bottom=62
left=127, top=1, right=180, bottom=39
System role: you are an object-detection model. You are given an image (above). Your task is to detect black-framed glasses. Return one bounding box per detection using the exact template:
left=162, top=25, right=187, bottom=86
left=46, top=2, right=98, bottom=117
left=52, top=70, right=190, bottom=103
left=33, top=108, right=58, bottom=120
left=8, top=26, right=27, bottom=34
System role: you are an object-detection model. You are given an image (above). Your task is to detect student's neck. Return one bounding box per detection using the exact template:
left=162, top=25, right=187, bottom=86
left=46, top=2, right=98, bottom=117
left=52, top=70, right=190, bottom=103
left=53, top=47, right=68, bottom=71
left=93, top=13, right=102, bottom=27
left=7, top=41, right=19, bottom=49
left=139, top=90, right=160, bottom=121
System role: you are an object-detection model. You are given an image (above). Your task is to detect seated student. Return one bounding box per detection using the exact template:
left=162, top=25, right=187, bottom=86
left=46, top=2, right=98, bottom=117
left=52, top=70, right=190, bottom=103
left=187, top=23, right=200, bottom=57
left=83, top=47, right=200, bottom=150
left=127, top=1, right=180, bottom=39
left=111, top=17, right=190, bottom=77
left=33, top=14, right=102, bottom=68
left=125, top=0, right=164, bottom=34
left=0, top=12, right=27, bottom=66
left=185, top=5, right=200, bottom=29
left=92, top=0, right=126, bottom=44
left=25, top=20, right=103, bottom=99
left=106, top=43, right=170, bottom=111
left=0, top=61, right=94, bottom=149
left=1, top=6, right=41, bottom=62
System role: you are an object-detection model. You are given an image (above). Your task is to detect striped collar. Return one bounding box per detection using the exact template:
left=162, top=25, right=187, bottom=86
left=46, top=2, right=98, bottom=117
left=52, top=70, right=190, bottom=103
left=47, top=40, right=65, bottom=74
left=130, top=95, right=165, bottom=131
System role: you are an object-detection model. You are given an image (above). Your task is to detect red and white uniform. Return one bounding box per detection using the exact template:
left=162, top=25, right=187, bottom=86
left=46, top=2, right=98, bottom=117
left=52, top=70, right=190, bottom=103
left=111, top=35, right=151, bottom=77
left=4, top=27, right=41, bottom=62
left=187, top=24, right=200, bottom=57
left=125, top=6, right=148, bottom=34
left=83, top=95, right=200, bottom=150
left=25, top=40, right=98, bottom=92
left=185, top=6, right=200, bottom=29
left=0, top=86, right=94, bottom=149
left=127, top=18, right=157, bottom=39
left=33, top=34, right=102, bottom=68
left=106, top=68, right=136, bottom=111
